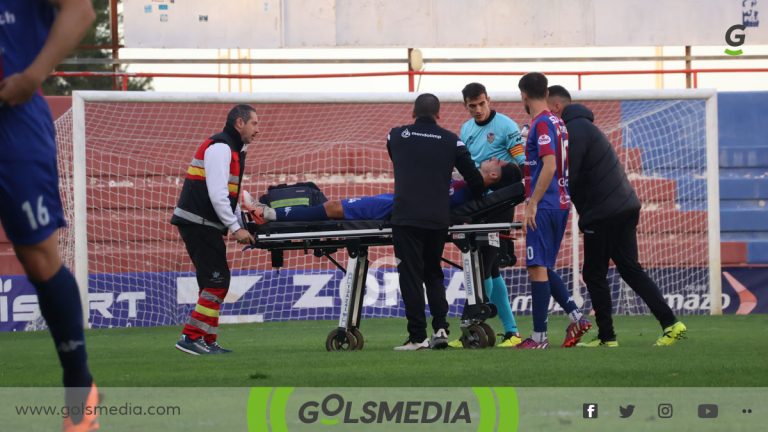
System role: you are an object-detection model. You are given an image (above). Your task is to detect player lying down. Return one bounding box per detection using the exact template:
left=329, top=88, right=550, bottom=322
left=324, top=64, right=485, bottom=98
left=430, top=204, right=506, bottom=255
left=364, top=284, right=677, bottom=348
left=243, top=158, right=522, bottom=350
left=243, top=157, right=521, bottom=223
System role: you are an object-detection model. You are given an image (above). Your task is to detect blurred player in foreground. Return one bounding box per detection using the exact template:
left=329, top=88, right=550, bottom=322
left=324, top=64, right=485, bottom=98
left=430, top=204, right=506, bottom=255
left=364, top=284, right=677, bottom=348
left=0, top=0, right=98, bottom=430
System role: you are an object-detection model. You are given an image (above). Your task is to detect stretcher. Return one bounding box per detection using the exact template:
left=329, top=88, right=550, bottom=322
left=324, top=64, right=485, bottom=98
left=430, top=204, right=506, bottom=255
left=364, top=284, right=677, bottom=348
left=245, top=182, right=525, bottom=351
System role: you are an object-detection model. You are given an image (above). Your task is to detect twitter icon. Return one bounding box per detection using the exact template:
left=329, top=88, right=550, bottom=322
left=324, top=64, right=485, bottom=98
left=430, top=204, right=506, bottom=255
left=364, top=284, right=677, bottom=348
left=619, top=405, right=636, bottom=418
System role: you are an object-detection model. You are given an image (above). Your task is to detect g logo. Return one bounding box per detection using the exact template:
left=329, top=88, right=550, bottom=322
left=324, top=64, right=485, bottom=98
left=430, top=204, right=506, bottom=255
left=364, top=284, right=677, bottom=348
left=298, top=394, right=344, bottom=425
left=724, top=24, right=746, bottom=56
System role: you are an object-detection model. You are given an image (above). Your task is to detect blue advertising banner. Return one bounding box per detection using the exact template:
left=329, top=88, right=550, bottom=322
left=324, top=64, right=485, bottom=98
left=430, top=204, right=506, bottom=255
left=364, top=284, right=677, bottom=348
left=1, top=267, right=766, bottom=331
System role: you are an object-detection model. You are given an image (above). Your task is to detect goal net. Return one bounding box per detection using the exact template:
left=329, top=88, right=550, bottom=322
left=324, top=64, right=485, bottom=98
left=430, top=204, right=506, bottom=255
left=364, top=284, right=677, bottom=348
left=55, top=90, right=720, bottom=329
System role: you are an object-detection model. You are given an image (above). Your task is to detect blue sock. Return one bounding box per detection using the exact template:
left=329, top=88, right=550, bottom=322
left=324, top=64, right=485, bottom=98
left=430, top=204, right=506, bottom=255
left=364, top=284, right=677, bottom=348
left=548, top=269, right=580, bottom=317
left=275, top=205, right=328, bottom=221
left=31, top=265, right=92, bottom=389
left=491, top=276, right=518, bottom=334
left=531, top=280, right=551, bottom=333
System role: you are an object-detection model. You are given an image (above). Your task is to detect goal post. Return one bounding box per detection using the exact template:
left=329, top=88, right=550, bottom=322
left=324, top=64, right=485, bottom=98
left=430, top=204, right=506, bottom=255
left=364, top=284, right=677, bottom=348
left=705, top=93, right=722, bottom=315
left=63, top=88, right=721, bottom=328
left=71, top=92, right=89, bottom=325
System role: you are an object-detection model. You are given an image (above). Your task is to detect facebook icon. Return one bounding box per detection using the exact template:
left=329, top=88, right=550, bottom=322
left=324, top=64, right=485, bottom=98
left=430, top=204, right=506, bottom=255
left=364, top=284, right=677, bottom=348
left=583, top=403, right=599, bottom=419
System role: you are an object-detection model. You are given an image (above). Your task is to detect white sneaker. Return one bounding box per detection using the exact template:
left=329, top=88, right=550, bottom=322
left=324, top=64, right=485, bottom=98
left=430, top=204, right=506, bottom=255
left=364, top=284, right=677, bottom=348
left=431, top=328, right=449, bottom=349
left=240, top=190, right=276, bottom=223
left=393, top=338, right=430, bottom=351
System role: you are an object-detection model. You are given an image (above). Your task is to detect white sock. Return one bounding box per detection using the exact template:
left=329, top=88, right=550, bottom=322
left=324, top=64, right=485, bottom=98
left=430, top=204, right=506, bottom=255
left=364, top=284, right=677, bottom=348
left=532, top=331, right=547, bottom=343
left=568, top=309, right=583, bottom=323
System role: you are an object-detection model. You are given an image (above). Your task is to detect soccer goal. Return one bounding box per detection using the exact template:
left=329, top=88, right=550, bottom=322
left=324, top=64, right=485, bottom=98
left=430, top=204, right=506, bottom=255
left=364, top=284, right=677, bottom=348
left=56, top=89, right=720, bottom=328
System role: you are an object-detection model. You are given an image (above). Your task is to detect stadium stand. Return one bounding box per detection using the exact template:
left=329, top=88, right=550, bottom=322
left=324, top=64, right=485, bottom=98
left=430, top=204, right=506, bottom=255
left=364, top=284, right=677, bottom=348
left=718, top=92, right=768, bottom=264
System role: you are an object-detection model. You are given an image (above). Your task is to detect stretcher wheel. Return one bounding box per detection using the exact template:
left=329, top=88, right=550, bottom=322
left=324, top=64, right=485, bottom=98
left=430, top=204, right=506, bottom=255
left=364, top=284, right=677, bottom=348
left=479, top=323, right=496, bottom=347
left=350, top=328, right=365, bottom=350
left=461, top=324, right=489, bottom=349
left=325, top=329, right=360, bottom=351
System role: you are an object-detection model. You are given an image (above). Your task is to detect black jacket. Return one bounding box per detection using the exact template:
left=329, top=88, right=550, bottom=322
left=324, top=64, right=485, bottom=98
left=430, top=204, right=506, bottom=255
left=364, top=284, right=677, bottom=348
left=562, top=104, right=640, bottom=230
left=387, top=117, right=485, bottom=229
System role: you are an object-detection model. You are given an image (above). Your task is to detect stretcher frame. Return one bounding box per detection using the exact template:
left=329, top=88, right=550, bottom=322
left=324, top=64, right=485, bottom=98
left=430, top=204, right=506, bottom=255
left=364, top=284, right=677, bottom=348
left=246, top=182, right=526, bottom=351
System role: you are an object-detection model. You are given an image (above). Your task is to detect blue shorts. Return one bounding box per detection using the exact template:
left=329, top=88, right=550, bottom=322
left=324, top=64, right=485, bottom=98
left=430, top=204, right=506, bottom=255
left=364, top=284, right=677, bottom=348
left=341, top=194, right=394, bottom=220
left=525, top=208, right=569, bottom=268
left=0, top=157, right=67, bottom=245
left=0, top=94, right=64, bottom=245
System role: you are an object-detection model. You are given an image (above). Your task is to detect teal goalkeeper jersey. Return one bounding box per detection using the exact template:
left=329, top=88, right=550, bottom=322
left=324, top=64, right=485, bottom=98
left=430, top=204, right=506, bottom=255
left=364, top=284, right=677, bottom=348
left=460, top=111, right=525, bottom=167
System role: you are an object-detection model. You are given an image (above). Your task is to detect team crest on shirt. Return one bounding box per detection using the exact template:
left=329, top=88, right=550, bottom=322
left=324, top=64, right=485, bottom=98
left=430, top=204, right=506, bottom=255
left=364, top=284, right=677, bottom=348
left=487, top=133, right=495, bottom=144
left=401, top=129, right=411, bottom=138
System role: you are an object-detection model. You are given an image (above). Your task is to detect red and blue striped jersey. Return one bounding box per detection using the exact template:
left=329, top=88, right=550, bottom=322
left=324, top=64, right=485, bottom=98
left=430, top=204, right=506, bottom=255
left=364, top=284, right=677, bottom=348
left=524, top=110, right=571, bottom=210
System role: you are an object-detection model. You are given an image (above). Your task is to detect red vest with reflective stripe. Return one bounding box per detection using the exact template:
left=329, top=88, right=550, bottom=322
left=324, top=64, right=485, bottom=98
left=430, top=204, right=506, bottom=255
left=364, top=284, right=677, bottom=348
left=171, top=130, right=246, bottom=232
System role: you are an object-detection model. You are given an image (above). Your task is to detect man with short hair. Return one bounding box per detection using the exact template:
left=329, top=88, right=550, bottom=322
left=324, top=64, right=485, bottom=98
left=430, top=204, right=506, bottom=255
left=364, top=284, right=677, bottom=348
left=517, top=72, right=591, bottom=349
left=0, top=1, right=99, bottom=430
left=453, top=82, right=525, bottom=348
left=171, top=104, right=259, bottom=355
left=547, top=85, right=686, bottom=347
left=387, top=93, right=485, bottom=351
left=461, top=82, right=526, bottom=166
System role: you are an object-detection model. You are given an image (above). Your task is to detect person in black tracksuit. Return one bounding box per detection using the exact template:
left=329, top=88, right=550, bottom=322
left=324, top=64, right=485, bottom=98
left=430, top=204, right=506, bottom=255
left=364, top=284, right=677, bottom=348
left=547, top=86, right=682, bottom=345
left=387, top=93, right=486, bottom=350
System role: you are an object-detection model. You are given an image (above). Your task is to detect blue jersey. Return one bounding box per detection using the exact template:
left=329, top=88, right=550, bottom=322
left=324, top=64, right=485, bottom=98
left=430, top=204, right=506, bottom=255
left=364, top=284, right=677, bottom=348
left=524, top=110, right=570, bottom=210
left=0, top=0, right=57, bottom=161
left=460, top=111, right=525, bottom=167
left=341, top=181, right=475, bottom=220
left=0, top=1, right=65, bottom=245
left=0, top=1, right=55, bottom=79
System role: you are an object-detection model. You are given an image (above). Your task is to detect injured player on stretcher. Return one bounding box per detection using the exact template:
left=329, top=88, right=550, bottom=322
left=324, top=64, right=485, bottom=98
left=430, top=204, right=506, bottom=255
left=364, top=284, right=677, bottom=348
left=242, top=157, right=521, bottom=224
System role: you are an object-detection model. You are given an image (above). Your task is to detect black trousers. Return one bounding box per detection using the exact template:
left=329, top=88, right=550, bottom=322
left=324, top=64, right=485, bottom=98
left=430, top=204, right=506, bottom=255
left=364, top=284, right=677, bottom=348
left=177, top=224, right=231, bottom=290
left=582, top=209, right=677, bottom=341
left=392, top=225, right=449, bottom=342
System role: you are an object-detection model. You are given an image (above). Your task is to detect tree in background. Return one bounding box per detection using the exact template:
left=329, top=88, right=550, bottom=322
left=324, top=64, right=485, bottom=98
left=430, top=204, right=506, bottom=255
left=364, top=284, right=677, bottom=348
left=43, top=0, right=152, bottom=94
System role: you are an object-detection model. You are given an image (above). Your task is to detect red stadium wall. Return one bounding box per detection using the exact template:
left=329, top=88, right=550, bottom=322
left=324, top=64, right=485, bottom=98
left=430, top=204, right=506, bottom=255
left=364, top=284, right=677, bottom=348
left=0, top=96, right=750, bottom=276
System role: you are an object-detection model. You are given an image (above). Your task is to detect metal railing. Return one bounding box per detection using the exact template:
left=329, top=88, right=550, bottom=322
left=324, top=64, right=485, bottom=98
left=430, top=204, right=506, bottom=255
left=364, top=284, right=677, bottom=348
left=51, top=67, right=768, bottom=91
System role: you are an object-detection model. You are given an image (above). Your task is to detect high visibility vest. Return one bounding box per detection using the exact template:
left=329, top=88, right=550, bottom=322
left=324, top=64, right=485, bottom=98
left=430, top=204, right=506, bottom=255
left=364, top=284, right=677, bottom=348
left=171, top=130, right=246, bottom=232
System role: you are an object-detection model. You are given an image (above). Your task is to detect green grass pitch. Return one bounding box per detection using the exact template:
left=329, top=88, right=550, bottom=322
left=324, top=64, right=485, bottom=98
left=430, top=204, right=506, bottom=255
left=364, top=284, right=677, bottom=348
left=0, top=315, right=765, bottom=387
